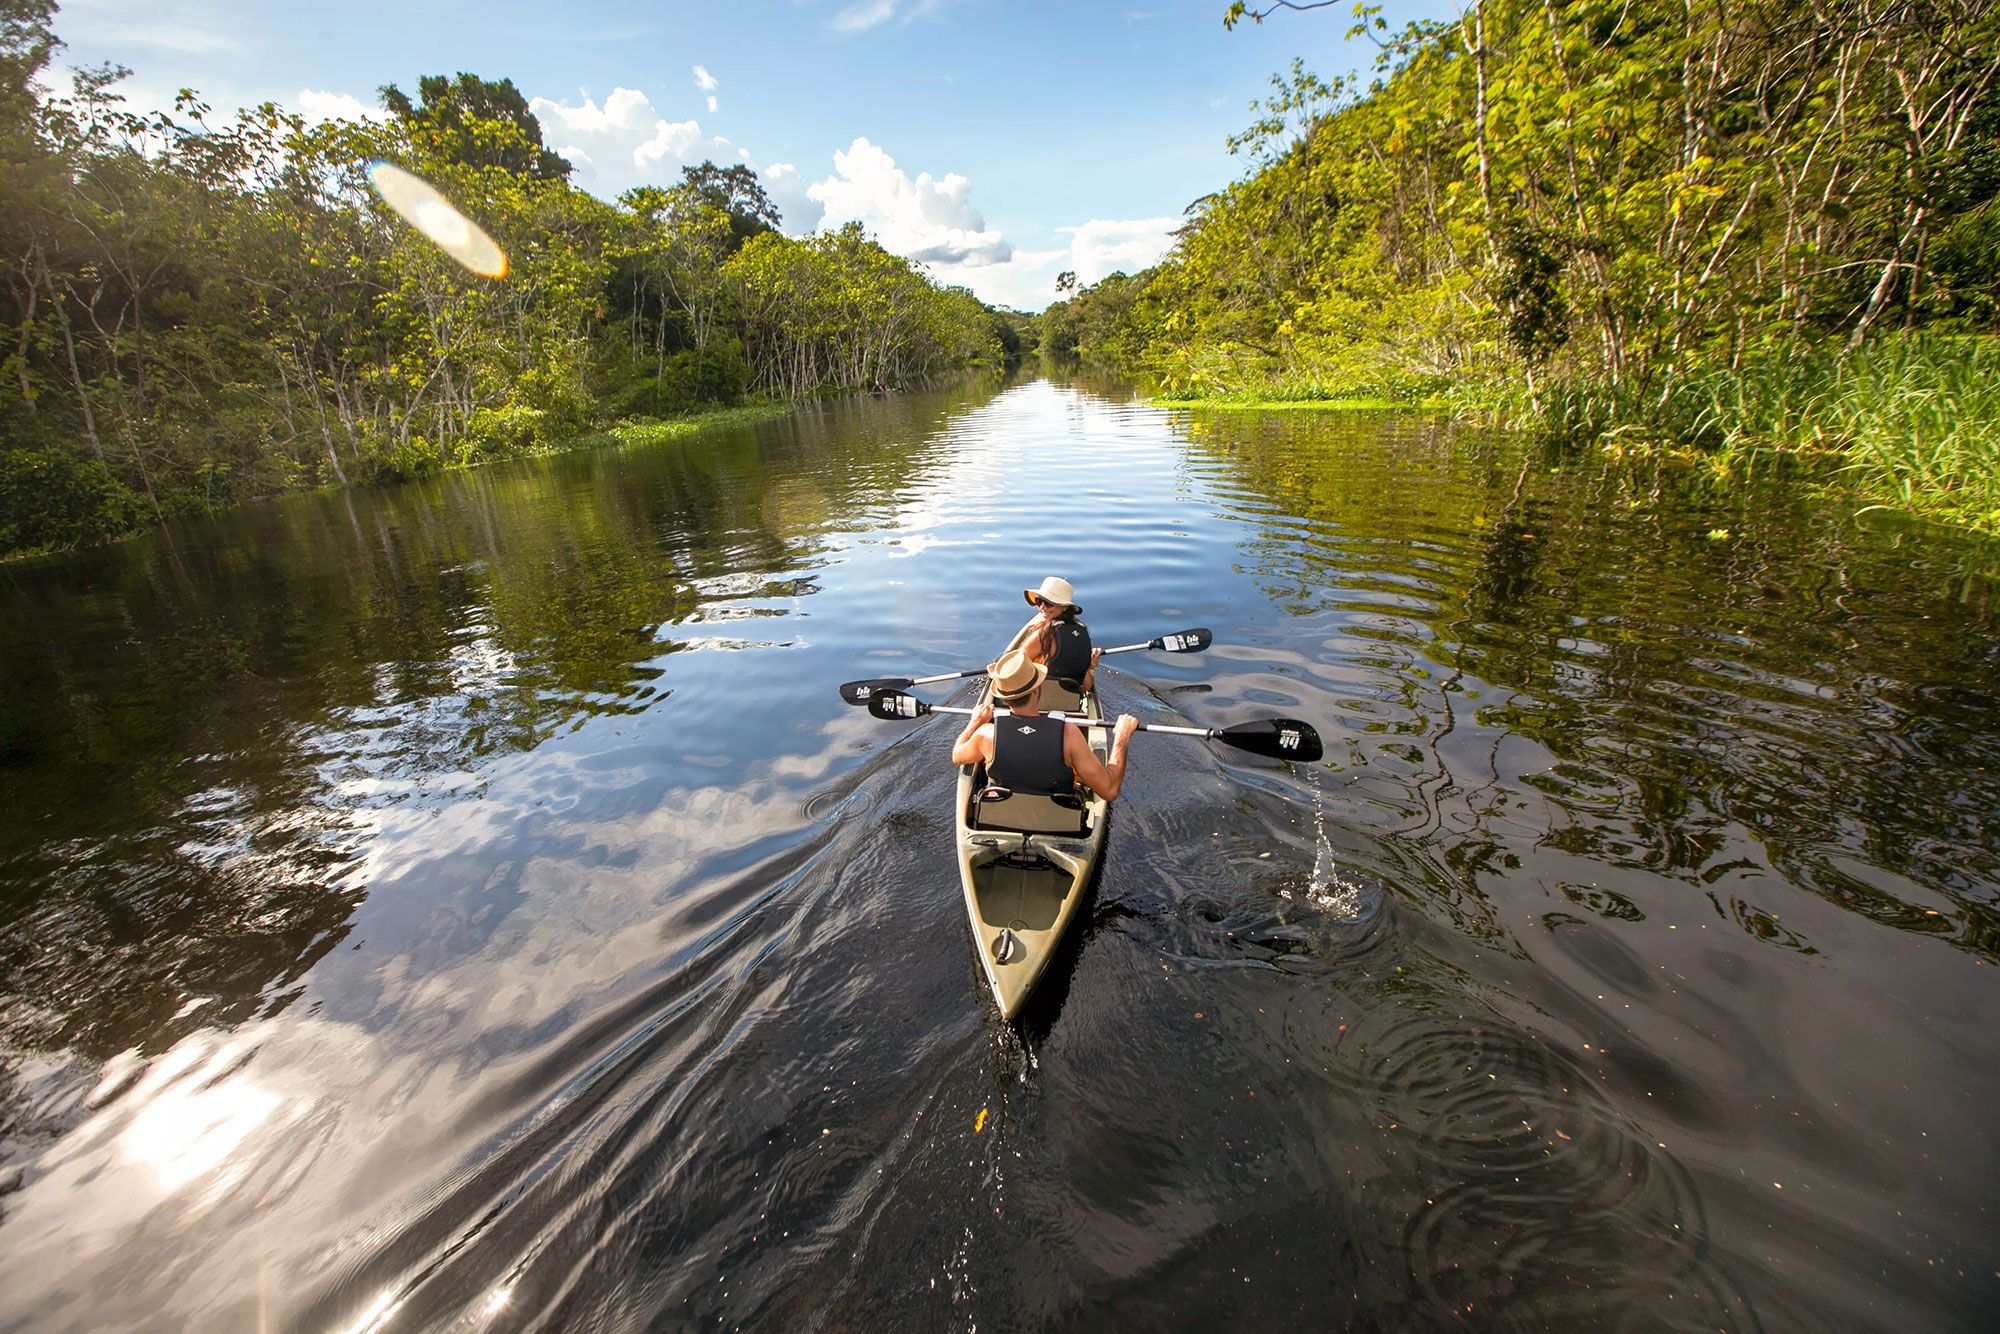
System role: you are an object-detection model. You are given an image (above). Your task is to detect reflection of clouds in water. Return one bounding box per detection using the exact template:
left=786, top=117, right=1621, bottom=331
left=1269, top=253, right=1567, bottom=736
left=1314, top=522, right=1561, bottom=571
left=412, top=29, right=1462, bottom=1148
left=686, top=571, right=786, bottom=599
left=344, top=761, right=820, bottom=1030
left=446, top=615, right=520, bottom=697
left=673, top=635, right=792, bottom=651
left=768, top=748, right=841, bottom=781
left=853, top=531, right=956, bottom=555
left=120, top=1067, right=280, bottom=1193
left=173, top=784, right=255, bottom=865
left=0, top=758, right=831, bottom=1325
left=682, top=604, right=786, bottom=623
left=10, top=1031, right=307, bottom=1289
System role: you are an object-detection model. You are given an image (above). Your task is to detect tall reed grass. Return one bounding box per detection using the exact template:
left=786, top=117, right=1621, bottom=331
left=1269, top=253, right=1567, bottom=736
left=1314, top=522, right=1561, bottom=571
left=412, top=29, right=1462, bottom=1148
left=1466, top=335, right=2000, bottom=536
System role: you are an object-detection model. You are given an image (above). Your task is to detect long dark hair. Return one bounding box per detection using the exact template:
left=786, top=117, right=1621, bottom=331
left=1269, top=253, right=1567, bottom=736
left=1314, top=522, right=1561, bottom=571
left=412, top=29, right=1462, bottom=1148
left=1027, top=605, right=1080, bottom=663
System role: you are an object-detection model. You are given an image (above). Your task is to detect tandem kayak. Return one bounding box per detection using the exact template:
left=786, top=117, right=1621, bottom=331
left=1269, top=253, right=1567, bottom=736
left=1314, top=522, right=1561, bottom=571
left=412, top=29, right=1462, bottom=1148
left=852, top=629, right=1324, bottom=1019
left=952, top=684, right=1109, bottom=1019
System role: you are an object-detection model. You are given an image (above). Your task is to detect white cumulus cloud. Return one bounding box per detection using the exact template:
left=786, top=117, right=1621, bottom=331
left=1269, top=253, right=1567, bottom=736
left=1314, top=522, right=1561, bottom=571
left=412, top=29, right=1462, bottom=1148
left=530, top=87, right=742, bottom=196
left=526, top=91, right=1177, bottom=312
left=941, top=247, right=1071, bottom=310
left=529, top=88, right=820, bottom=234
left=295, top=89, right=386, bottom=125
left=793, top=138, right=1180, bottom=310
left=763, top=163, right=825, bottom=234
left=807, top=137, right=1012, bottom=267
left=1058, top=217, right=1181, bottom=285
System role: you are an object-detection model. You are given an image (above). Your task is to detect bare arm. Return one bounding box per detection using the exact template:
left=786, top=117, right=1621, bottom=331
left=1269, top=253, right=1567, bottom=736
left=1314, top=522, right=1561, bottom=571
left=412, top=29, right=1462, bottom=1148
left=1025, top=618, right=1060, bottom=665
left=950, top=700, right=996, bottom=766
left=1065, top=714, right=1138, bottom=802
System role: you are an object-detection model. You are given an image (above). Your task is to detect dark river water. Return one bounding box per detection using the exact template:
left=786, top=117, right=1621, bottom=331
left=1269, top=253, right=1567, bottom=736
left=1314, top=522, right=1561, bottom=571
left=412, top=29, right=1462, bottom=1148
left=2, top=376, right=1997, bottom=1331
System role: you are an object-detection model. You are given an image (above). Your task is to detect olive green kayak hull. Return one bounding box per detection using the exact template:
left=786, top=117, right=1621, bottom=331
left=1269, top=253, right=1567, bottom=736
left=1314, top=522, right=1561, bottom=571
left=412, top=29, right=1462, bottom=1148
left=953, top=689, right=1109, bottom=1019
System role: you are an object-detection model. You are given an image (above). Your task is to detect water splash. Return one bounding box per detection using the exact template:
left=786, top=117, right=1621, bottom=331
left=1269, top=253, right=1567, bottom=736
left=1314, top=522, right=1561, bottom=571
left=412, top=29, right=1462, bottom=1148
left=1280, top=768, right=1368, bottom=919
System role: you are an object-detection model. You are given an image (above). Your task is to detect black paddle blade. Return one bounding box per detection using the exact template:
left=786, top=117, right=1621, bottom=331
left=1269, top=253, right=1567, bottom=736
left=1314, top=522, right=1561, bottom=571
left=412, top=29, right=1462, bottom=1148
left=867, top=689, right=932, bottom=720
left=1153, top=627, right=1213, bottom=653
left=1215, top=718, right=1323, bottom=762
left=839, top=676, right=914, bottom=705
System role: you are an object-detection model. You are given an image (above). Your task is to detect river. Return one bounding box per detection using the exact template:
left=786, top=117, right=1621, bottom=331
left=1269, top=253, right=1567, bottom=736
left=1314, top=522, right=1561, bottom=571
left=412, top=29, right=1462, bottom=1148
left=1, top=375, right=1995, bottom=1330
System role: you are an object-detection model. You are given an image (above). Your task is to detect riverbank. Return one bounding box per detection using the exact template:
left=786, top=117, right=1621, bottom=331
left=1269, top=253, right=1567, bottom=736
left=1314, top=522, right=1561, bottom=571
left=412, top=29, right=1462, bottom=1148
left=1455, top=335, right=2000, bottom=537
left=0, top=401, right=804, bottom=563
left=542, top=404, right=802, bottom=459
left=1135, top=335, right=2000, bottom=540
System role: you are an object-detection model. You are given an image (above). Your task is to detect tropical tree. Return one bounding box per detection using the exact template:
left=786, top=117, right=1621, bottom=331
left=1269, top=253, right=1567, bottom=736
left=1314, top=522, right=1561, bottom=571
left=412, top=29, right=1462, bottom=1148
left=0, top=12, right=1007, bottom=556
left=377, top=73, right=571, bottom=181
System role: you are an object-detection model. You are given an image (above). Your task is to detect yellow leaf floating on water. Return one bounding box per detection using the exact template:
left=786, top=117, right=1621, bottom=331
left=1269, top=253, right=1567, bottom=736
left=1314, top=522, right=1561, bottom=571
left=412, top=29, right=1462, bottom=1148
left=974, top=1108, right=988, bottom=1135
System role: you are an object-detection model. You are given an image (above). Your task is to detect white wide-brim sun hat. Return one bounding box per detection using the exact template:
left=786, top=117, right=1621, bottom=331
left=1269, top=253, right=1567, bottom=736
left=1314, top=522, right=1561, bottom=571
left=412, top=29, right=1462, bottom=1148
left=1024, top=576, right=1080, bottom=612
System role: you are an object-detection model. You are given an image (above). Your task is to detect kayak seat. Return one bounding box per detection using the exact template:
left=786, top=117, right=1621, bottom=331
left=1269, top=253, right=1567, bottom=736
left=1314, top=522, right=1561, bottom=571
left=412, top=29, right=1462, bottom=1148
left=1038, top=679, right=1084, bottom=712
left=973, top=782, right=1088, bottom=836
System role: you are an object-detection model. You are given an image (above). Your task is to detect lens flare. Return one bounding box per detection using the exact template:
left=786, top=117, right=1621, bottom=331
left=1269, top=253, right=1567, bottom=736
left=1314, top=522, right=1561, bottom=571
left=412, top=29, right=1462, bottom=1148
left=366, top=161, right=508, bottom=278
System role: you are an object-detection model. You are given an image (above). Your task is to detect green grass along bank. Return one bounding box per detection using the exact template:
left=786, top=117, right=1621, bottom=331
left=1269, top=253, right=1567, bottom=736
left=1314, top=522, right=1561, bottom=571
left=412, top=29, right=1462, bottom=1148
left=1117, top=333, right=2000, bottom=540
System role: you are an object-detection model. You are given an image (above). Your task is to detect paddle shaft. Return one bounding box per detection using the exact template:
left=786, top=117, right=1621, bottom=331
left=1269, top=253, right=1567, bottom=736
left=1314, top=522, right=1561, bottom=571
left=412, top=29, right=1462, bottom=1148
left=838, top=628, right=1212, bottom=702
left=918, top=701, right=1220, bottom=741
left=868, top=686, right=1323, bottom=761
left=901, top=638, right=1176, bottom=687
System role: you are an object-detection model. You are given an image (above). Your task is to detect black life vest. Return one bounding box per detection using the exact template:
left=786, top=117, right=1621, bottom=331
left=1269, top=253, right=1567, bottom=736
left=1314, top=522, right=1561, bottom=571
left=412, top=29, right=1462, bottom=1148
left=1042, top=617, right=1092, bottom=685
left=989, top=714, right=1073, bottom=797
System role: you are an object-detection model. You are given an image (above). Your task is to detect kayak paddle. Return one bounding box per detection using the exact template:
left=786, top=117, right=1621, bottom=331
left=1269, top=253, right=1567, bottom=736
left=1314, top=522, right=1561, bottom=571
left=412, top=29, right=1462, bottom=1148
left=837, top=627, right=1213, bottom=705
left=865, top=688, right=1324, bottom=763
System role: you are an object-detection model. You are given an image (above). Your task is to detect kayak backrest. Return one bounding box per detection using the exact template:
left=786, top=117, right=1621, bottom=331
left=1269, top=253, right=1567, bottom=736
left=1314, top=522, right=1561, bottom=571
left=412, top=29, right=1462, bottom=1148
left=1038, top=679, right=1084, bottom=712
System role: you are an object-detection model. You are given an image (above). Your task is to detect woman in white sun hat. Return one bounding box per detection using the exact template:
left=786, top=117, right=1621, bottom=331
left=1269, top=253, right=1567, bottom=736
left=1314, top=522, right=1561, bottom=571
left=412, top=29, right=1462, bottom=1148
left=1003, top=576, right=1101, bottom=702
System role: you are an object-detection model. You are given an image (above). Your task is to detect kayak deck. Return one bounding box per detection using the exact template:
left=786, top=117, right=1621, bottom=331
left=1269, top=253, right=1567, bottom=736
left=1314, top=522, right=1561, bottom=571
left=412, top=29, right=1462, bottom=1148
left=954, top=688, right=1108, bottom=1019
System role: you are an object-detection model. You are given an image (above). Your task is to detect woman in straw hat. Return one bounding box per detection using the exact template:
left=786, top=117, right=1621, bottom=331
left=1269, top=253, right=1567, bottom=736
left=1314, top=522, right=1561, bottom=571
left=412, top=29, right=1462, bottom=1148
left=951, top=649, right=1139, bottom=802
left=1005, top=575, right=1102, bottom=698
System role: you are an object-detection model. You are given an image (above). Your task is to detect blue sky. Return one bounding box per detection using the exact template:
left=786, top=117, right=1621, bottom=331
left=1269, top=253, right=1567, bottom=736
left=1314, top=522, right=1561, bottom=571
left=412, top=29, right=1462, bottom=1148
left=47, top=0, right=1449, bottom=310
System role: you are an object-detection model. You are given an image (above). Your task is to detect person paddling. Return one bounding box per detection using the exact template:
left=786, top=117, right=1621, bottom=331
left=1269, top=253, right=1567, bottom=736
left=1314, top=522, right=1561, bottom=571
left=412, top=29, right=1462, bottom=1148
left=952, top=650, right=1138, bottom=802
left=1005, top=576, right=1102, bottom=707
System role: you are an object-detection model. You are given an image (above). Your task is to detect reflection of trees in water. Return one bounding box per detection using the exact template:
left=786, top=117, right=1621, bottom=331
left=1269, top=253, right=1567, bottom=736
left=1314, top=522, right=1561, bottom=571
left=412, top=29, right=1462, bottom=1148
left=0, top=399, right=961, bottom=1059
left=1188, top=416, right=2000, bottom=959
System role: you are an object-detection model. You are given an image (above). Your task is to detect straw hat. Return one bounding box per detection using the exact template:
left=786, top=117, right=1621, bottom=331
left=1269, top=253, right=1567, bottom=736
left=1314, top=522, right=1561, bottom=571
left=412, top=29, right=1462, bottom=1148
left=1024, top=576, right=1080, bottom=613
left=989, top=648, right=1047, bottom=704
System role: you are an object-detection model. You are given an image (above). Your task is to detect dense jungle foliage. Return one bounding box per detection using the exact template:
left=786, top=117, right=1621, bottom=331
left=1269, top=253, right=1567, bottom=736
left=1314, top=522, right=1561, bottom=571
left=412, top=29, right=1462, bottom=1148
left=1043, top=0, right=2000, bottom=533
left=0, top=2, right=1009, bottom=557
